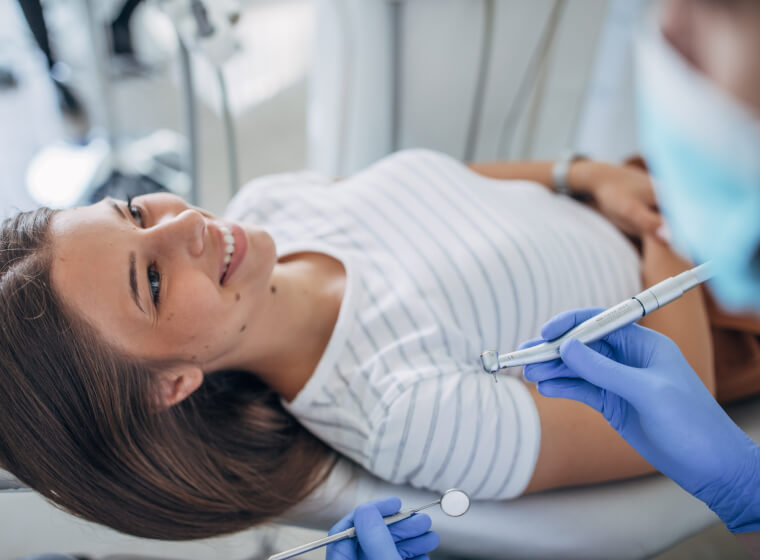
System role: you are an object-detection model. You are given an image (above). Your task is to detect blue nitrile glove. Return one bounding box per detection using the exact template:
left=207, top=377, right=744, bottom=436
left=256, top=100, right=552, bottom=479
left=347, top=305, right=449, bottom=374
left=326, top=497, right=440, bottom=560
left=521, top=307, right=760, bottom=533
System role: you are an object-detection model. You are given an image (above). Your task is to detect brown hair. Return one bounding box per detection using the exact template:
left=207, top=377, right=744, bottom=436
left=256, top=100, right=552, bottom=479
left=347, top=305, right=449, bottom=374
left=0, top=207, right=335, bottom=540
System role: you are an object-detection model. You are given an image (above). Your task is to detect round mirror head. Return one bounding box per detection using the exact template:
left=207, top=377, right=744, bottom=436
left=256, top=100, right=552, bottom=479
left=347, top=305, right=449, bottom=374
left=440, top=489, right=470, bottom=517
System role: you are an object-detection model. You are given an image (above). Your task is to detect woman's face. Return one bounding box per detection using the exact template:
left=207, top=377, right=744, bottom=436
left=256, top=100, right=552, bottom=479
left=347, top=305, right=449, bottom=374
left=50, top=193, right=277, bottom=373
left=662, top=0, right=760, bottom=114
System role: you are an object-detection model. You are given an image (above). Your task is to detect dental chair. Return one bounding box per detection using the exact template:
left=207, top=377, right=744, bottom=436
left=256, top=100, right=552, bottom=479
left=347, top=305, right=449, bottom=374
left=2, top=405, right=758, bottom=559
left=292, top=0, right=760, bottom=558
left=285, top=396, right=760, bottom=559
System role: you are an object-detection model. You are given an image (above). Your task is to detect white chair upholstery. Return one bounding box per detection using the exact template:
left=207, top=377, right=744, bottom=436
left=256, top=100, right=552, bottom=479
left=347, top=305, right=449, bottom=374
left=0, top=469, right=26, bottom=492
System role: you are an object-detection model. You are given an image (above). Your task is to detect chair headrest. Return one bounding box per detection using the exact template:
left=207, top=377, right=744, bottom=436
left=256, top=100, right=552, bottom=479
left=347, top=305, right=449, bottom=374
left=0, top=468, right=30, bottom=492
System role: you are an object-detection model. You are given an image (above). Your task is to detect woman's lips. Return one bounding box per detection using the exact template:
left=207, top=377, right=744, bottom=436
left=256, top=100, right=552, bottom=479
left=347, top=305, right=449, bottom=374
left=221, top=222, right=247, bottom=285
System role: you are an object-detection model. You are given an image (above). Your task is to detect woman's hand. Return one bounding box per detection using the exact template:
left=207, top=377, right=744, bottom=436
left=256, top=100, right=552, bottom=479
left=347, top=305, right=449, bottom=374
left=569, top=159, right=665, bottom=241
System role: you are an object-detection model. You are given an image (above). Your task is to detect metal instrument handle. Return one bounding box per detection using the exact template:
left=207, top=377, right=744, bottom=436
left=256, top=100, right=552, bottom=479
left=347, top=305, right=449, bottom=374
left=267, top=503, right=436, bottom=560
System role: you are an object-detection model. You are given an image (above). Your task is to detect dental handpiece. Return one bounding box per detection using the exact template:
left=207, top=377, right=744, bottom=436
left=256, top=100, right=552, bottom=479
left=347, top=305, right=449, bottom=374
left=480, top=261, right=714, bottom=374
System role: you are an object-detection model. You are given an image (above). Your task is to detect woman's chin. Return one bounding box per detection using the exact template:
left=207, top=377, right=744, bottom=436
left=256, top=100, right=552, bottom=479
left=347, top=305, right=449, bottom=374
left=236, top=227, right=276, bottom=286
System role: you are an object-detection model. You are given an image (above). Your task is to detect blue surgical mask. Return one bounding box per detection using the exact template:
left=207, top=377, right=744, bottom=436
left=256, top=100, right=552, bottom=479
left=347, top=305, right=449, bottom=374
left=635, top=19, right=760, bottom=313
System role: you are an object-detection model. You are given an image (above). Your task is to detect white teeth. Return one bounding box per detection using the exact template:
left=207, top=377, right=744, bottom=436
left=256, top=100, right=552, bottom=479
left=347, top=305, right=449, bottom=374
left=219, top=224, right=236, bottom=281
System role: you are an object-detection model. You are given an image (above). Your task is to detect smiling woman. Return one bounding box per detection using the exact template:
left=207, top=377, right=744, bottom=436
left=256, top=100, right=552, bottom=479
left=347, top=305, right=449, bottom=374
left=49, top=193, right=343, bottom=405
left=0, top=204, right=336, bottom=540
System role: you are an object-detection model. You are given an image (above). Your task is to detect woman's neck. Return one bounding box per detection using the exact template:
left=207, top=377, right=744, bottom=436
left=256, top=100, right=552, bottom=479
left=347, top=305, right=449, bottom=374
left=241, top=252, right=345, bottom=401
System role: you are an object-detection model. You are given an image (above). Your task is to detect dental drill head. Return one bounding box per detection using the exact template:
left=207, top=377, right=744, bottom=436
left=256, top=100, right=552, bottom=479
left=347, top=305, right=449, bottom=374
left=480, top=350, right=500, bottom=374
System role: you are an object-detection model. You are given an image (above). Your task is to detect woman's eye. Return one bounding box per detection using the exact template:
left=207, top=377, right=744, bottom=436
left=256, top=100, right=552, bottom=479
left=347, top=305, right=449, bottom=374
left=148, top=263, right=161, bottom=306
left=126, top=195, right=144, bottom=227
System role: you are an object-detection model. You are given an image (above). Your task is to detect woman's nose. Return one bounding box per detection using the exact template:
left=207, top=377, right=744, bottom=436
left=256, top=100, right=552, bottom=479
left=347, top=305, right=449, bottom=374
left=154, top=209, right=206, bottom=258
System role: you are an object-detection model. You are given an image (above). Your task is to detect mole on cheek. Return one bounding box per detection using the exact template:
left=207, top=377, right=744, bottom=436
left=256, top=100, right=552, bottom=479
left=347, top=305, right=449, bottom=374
left=240, top=324, right=246, bottom=332
left=235, top=293, right=240, bottom=301
left=270, top=285, right=277, bottom=294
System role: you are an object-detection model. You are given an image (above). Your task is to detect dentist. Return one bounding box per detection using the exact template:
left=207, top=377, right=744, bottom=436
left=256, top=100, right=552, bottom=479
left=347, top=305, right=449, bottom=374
left=522, top=0, right=760, bottom=555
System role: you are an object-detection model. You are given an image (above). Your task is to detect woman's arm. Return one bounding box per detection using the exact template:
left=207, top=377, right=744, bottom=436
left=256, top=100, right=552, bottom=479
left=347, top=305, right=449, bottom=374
left=467, top=159, right=664, bottom=240
left=467, top=160, right=564, bottom=192
left=467, top=159, right=631, bottom=196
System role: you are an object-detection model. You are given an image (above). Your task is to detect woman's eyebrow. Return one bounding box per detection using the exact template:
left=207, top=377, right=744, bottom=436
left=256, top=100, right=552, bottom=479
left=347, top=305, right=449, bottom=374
left=105, top=198, right=146, bottom=315
left=107, top=198, right=128, bottom=222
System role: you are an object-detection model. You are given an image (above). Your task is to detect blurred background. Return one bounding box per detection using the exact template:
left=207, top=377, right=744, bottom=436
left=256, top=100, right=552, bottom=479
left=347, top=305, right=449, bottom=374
left=0, top=0, right=750, bottom=558
left=1, top=0, right=645, bottom=222
left=0, top=0, right=313, bottom=221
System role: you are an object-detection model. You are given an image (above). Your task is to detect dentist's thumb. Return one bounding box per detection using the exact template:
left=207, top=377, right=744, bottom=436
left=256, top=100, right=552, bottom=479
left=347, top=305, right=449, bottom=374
left=558, top=338, right=638, bottom=398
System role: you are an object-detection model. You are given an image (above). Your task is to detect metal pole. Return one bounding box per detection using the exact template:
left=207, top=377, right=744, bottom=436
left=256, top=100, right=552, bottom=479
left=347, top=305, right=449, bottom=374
left=215, top=65, right=239, bottom=196
left=177, top=36, right=200, bottom=206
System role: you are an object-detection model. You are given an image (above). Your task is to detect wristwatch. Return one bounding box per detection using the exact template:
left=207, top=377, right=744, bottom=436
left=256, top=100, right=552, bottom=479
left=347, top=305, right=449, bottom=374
left=552, top=150, right=587, bottom=196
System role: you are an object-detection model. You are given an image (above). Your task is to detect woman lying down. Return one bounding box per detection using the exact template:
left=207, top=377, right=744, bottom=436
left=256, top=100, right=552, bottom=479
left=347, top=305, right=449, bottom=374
left=0, top=148, right=745, bottom=540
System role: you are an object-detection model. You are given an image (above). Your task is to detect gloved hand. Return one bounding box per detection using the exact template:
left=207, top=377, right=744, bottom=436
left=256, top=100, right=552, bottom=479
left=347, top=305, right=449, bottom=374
left=326, top=497, right=440, bottom=560
left=521, top=307, right=760, bottom=533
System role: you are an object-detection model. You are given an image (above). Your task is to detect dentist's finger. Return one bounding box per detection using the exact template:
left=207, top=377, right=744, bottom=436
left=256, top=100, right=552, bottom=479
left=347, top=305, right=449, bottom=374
left=387, top=513, right=432, bottom=541
left=354, top=504, right=398, bottom=558
left=559, top=338, right=639, bottom=398
left=523, top=359, right=566, bottom=383
left=394, top=531, right=440, bottom=559
left=329, top=497, right=401, bottom=534
left=540, top=308, right=605, bottom=341
left=522, top=337, right=613, bottom=382
left=536, top=378, right=605, bottom=412
left=518, top=337, right=544, bottom=351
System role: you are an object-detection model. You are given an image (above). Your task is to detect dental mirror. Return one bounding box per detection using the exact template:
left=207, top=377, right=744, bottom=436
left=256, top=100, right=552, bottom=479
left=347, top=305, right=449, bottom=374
left=268, top=489, right=471, bottom=560
left=439, top=488, right=470, bottom=517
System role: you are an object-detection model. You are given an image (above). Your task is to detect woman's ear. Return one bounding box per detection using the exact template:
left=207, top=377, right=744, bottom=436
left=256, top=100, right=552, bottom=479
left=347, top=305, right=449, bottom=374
left=155, top=363, right=204, bottom=410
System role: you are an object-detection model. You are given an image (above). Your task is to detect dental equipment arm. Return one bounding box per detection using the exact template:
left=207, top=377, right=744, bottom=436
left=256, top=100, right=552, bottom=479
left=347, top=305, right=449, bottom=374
left=481, top=261, right=714, bottom=374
